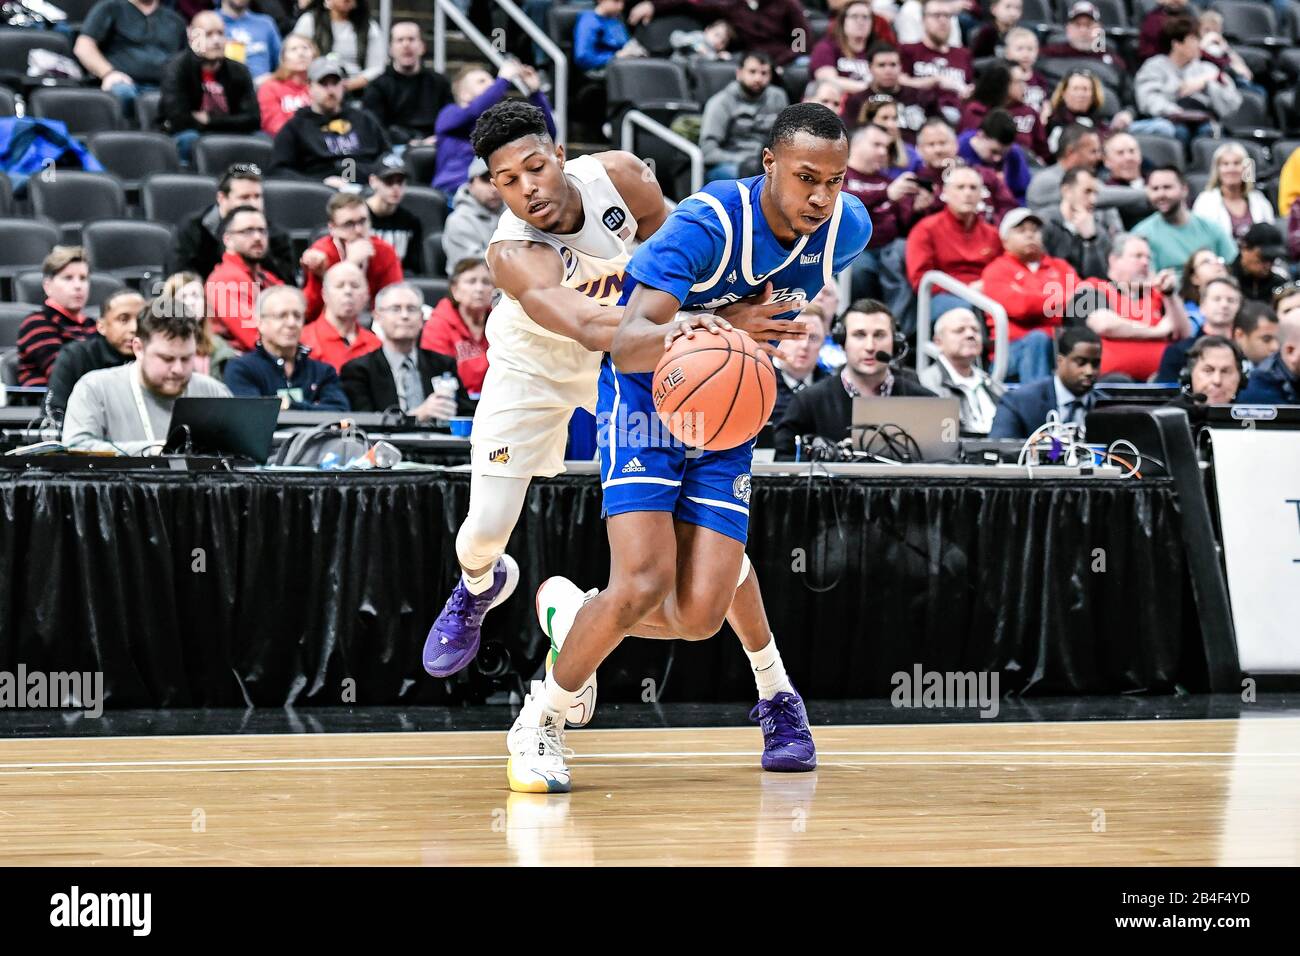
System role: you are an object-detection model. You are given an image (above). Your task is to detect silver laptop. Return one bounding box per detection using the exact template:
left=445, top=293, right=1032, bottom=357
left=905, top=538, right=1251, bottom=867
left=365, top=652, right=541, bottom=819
left=851, top=396, right=961, bottom=462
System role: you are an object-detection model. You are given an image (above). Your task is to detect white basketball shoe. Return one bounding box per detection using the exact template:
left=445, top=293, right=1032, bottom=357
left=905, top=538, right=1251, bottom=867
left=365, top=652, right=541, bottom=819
left=536, top=576, right=599, bottom=727
left=506, top=689, right=573, bottom=794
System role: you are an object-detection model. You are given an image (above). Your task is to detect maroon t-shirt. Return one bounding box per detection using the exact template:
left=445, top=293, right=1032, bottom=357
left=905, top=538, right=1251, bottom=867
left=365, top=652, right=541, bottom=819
left=809, top=37, right=871, bottom=86
left=1021, top=70, right=1051, bottom=113
left=843, top=167, right=901, bottom=247
left=899, top=42, right=974, bottom=89
left=958, top=100, right=1052, bottom=163
left=842, top=84, right=942, bottom=143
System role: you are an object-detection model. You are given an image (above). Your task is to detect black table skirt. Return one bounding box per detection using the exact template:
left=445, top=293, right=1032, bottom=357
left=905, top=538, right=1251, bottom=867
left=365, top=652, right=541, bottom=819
left=0, top=470, right=1205, bottom=707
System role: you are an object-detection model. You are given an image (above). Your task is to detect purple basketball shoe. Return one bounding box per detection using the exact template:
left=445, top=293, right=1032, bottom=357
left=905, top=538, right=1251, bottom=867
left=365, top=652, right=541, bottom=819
left=423, top=555, right=520, bottom=677
left=750, top=690, right=817, bottom=772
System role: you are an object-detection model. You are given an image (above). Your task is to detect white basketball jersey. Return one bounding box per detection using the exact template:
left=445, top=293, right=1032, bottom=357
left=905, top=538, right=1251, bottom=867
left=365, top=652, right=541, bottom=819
left=486, top=154, right=639, bottom=344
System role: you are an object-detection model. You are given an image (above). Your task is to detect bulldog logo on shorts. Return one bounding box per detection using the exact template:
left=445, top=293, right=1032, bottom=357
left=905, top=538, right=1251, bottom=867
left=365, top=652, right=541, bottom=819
left=732, top=474, right=751, bottom=505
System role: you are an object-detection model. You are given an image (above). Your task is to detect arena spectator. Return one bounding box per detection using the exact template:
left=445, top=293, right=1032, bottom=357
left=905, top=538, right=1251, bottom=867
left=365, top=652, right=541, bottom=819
left=1040, top=167, right=1121, bottom=281
left=62, top=309, right=230, bottom=454
left=1233, top=300, right=1280, bottom=370
left=300, top=192, right=403, bottom=322
left=957, top=109, right=1030, bottom=204
left=434, top=61, right=554, bottom=196
left=361, top=21, right=451, bottom=147
left=811, top=283, right=847, bottom=370
left=1279, top=147, right=1300, bottom=219
left=855, top=95, right=916, bottom=171
left=904, top=117, right=1017, bottom=225
left=366, top=155, right=424, bottom=275
left=981, top=208, right=1080, bottom=383
left=905, top=164, right=1002, bottom=307
left=847, top=43, right=941, bottom=144
left=1100, top=131, right=1153, bottom=229
left=292, top=0, right=385, bottom=91
left=1134, top=167, right=1238, bottom=278
left=771, top=305, right=829, bottom=426
left=1043, top=71, right=1109, bottom=156
left=804, top=78, right=846, bottom=116
left=17, top=247, right=93, bottom=388
left=1192, top=143, right=1276, bottom=242
left=443, top=156, right=504, bottom=272
left=893, top=0, right=960, bottom=47
left=1135, top=15, right=1240, bottom=145
left=74, top=0, right=187, bottom=120
left=917, top=306, right=1004, bottom=434
left=420, top=257, right=492, bottom=396
left=844, top=124, right=914, bottom=324
left=898, top=0, right=973, bottom=124
left=340, top=283, right=474, bottom=417
left=159, top=12, right=260, bottom=165
left=1069, top=232, right=1191, bottom=382
left=626, top=0, right=811, bottom=67
left=1198, top=10, right=1261, bottom=96
left=299, top=262, right=381, bottom=371
left=257, top=34, right=316, bottom=137
left=205, top=206, right=286, bottom=352
left=969, top=0, right=1021, bottom=60
left=811, top=1, right=881, bottom=101
left=219, top=0, right=282, bottom=84
left=774, top=300, right=936, bottom=460
left=1183, top=334, right=1246, bottom=404
left=270, top=58, right=390, bottom=185
left=668, top=19, right=734, bottom=65
left=224, top=285, right=349, bottom=409
left=1177, top=247, right=1229, bottom=334
left=700, top=52, right=788, bottom=182
left=1230, top=224, right=1290, bottom=305
left=1002, top=27, right=1050, bottom=114
left=43, top=289, right=144, bottom=422
left=159, top=272, right=239, bottom=382
left=574, top=0, right=645, bottom=72
left=1041, top=2, right=1127, bottom=72
left=1239, top=291, right=1300, bottom=403
left=1155, top=276, right=1243, bottom=381
left=170, top=164, right=295, bottom=284
left=958, top=62, right=1049, bottom=164
left=988, top=326, right=1103, bottom=438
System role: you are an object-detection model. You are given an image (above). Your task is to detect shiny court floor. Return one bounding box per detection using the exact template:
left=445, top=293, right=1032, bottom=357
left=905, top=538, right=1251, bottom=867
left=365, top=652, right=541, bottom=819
left=1, top=715, right=1297, bottom=865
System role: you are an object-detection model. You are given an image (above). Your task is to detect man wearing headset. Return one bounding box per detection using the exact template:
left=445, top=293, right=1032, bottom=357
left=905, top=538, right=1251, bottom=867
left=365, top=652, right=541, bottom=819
left=773, top=298, right=935, bottom=461
left=1181, top=334, right=1245, bottom=406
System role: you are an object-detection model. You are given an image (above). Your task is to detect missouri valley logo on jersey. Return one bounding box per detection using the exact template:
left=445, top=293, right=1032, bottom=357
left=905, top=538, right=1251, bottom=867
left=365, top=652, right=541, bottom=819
left=602, top=206, right=627, bottom=232
left=799, top=252, right=821, bottom=266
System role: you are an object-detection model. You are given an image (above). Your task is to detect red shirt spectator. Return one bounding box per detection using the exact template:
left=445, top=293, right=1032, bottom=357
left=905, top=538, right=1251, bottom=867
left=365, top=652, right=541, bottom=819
left=17, top=248, right=93, bottom=387
left=300, top=316, right=381, bottom=372
left=205, top=251, right=286, bottom=352
left=301, top=233, right=403, bottom=323
left=301, top=193, right=404, bottom=323
left=258, top=34, right=315, bottom=137
left=905, top=166, right=1002, bottom=297
left=981, top=210, right=1081, bottom=342
left=419, top=258, right=494, bottom=396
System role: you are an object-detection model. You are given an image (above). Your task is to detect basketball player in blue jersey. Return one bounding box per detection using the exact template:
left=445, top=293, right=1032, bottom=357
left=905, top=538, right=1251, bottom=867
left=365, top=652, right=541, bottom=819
left=508, top=103, right=873, bottom=792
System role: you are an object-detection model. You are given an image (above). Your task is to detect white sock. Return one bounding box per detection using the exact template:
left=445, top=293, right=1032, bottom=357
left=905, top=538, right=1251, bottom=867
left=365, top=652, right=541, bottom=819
left=538, top=670, right=577, bottom=720
left=462, top=563, right=495, bottom=596
left=745, top=636, right=794, bottom=700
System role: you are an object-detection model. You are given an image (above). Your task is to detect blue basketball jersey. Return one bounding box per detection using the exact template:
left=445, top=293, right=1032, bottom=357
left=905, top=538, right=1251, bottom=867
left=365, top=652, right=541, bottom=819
left=618, top=173, right=872, bottom=317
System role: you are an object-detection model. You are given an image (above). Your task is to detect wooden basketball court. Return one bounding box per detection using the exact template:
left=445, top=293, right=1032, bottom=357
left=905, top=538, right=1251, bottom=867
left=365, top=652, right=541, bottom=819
left=1, top=717, right=1296, bottom=865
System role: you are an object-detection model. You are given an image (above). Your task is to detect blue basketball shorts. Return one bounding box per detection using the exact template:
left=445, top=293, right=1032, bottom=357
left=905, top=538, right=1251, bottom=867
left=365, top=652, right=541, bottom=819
left=595, top=358, right=754, bottom=544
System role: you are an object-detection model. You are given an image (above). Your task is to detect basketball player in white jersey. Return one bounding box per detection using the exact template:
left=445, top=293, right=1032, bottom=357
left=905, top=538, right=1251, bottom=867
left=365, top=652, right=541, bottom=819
left=424, top=103, right=810, bottom=776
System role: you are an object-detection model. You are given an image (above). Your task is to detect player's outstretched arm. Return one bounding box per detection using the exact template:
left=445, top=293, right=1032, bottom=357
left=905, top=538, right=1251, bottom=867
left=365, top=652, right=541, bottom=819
left=488, top=240, right=626, bottom=352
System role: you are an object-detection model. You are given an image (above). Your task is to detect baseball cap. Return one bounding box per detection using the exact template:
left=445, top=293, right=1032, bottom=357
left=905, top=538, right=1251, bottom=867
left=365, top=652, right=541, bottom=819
left=1242, top=222, right=1286, bottom=260
left=467, top=156, right=489, bottom=179
left=1068, top=1, right=1101, bottom=20
left=375, top=152, right=410, bottom=181
left=998, top=207, right=1043, bottom=240
left=308, top=57, right=348, bottom=83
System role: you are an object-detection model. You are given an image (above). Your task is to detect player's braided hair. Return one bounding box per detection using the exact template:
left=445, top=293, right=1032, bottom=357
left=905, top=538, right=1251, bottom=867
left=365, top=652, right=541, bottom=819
left=471, top=100, right=552, bottom=165
left=767, top=102, right=848, bottom=152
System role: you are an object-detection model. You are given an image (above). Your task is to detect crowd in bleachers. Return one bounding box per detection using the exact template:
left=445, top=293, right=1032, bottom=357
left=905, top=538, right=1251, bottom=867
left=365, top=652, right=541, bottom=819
left=0, top=0, right=1298, bottom=456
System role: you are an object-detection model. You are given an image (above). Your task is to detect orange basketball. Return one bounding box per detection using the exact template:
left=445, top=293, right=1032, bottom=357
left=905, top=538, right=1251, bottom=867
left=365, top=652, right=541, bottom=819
left=652, top=326, right=777, bottom=451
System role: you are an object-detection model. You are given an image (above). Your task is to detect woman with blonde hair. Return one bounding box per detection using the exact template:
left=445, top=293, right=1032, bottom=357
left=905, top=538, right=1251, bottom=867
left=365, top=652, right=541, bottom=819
left=159, top=272, right=239, bottom=382
left=1192, top=142, right=1275, bottom=241
left=857, top=95, right=916, bottom=171
left=258, top=34, right=318, bottom=137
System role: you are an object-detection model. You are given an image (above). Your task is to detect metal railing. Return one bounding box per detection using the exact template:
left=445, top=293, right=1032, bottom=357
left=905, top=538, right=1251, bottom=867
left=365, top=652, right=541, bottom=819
left=916, top=270, right=1011, bottom=384
left=620, top=110, right=703, bottom=196
left=430, top=0, right=567, bottom=147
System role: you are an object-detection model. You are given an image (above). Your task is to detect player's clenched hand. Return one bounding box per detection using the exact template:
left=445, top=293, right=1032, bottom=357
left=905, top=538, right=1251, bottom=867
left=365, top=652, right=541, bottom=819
left=664, top=313, right=733, bottom=351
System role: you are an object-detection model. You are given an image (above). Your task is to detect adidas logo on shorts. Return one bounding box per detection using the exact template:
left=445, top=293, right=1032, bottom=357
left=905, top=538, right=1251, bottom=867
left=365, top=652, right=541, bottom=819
left=621, top=457, right=646, bottom=474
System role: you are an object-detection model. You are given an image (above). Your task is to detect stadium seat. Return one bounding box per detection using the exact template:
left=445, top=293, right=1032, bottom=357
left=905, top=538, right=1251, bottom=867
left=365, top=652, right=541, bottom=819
left=87, top=132, right=181, bottom=195
left=192, top=135, right=275, bottom=177
left=403, top=185, right=449, bottom=236
left=1019, top=0, right=1054, bottom=28
left=136, top=90, right=162, bottom=132
left=29, top=171, right=127, bottom=244
left=0, top=218, right=60, bottom=294
left=0, top=303, right=31, bottom=348
left=1213, top=1, right=1288, bottom=46
left=0, top=87, right=13, bottom=118
left=1186, top=171, right=1210, bottom=198
left=1093, top=0, right=1130, bottom=29
left=407, top=276, right=450, bottom=307
left=0, top=27, right=74, bottom=91
left=14, top=270, right=125, bottom=309
left=82, top=220, right=173, bottom=286
left=1037, top=57, right=1123, bottom=93
left=606, top=59, right=696, bottom=119
left=781, top=62, right=810, bottom=104
left=262, top=179, right=335, bottom=247
left=141, top=173, right=218, bottom=225
left=29, top=88, right=121, bottom=135
left=633, top=14, right=707, bottom=57
left=694, top=59, right=738, bottom=105
left=49, top=0, right=97, bottom=31
left=1276, top=90, right=1299, bottom=134
left=423, top=232, right=448, bottom=278
left=548, top=3, right=589, bottom=59
left=0, top=347, right=18, bottom=386
left=1233, top=45, right=1270, bottom=82
left=404, top=145, right=437, bottom=186
left=1133, top=133, right=1185, bottom=171
left=0, top=172, right=11, bottom=217
left=1274, top=137, right=1300, bottom=168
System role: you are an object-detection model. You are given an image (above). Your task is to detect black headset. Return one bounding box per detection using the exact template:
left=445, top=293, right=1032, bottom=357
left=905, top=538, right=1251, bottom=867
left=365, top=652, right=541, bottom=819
left=1178, top=335, right=1248, bottom=397
left=829, top=316, right=910, bottom=363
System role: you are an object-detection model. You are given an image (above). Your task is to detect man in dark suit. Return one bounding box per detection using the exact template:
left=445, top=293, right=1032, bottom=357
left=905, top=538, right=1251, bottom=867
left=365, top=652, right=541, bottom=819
left=989, top=326, right=1103, bottom=439
left=774, top=299, right=936, bottom=460
left=340, top=283, right=474, bottom=418
left=771, top=304, right=830, bottom=426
